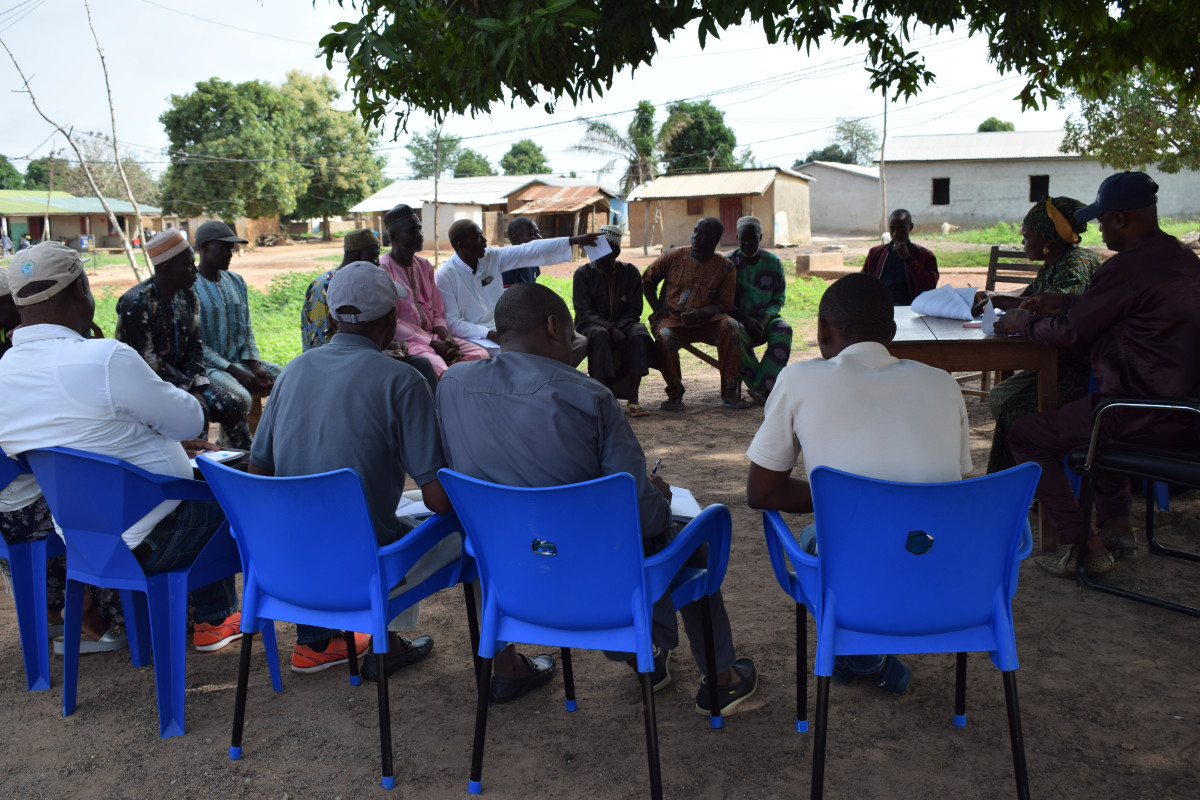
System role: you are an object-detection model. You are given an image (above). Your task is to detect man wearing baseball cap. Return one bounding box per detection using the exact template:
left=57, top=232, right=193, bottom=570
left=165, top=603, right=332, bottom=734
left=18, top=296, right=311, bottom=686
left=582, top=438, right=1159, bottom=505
left=116, top=230, right=245, bottom=442
left=0, top=242, right=243, bottom=653
left=249, top=261, right=448, bottom=679
left=192, top=220, right=281, bottom=448
left=996, top=171, right=1200, bottom=577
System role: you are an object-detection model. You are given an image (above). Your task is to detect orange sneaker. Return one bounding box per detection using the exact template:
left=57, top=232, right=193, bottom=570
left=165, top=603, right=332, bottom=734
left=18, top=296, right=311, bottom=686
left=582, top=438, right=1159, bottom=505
left=291, top=632, right=371, bottom=674
left=194, top=612, right=243, bottom=652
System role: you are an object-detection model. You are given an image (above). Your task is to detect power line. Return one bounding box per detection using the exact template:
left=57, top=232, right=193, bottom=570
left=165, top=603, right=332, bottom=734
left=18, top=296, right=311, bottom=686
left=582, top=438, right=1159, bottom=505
left=134, top=0, right=318, bottom=46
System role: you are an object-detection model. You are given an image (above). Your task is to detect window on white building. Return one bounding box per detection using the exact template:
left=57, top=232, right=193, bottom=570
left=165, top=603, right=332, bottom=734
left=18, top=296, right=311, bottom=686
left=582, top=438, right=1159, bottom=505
left=931, top=178, right=950, bottom=205
left=1029, top=175, right=1050, bottom=201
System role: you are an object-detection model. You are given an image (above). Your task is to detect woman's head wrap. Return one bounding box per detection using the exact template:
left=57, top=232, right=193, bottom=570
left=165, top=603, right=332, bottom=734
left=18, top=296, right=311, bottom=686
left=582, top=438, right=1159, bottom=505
left=1023, top=196, right=1087, bottom=245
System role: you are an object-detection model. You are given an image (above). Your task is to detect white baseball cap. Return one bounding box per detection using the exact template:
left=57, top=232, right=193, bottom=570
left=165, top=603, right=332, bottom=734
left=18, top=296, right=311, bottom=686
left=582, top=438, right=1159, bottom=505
left=327, top=261, right=408, bottom=323
left=8, top=242, right=89, bottom=307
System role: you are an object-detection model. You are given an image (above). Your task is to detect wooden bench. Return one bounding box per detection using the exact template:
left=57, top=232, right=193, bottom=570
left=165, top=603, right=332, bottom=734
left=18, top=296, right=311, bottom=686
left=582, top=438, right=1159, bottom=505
left=958, top=246, right=1043, bottom=399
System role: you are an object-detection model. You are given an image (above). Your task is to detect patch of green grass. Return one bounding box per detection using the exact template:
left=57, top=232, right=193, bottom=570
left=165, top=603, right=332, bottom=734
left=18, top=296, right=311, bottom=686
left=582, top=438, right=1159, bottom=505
left=845, top=249, right=989, bottom=270
left=930, top=217, right=1198, bottom=249
left=316, top=253, right=342, bottom=262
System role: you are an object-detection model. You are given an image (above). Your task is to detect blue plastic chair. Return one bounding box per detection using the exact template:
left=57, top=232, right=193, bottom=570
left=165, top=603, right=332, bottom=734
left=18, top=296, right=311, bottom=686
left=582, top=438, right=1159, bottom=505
left=0, top=454, right=65, bottom=691
left=438, top=468, right=732, bottom=800
left=24, top=446, right=282, bottom=738
left=762, top=464, right=1040, bottom=800
left=198, top=457, right=478, bottom=791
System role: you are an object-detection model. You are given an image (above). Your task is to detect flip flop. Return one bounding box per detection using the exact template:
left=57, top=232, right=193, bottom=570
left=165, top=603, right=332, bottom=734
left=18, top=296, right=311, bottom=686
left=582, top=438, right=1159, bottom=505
left=722, top=398, right=753, bottom=410
left=627, top=403, right=651, bottom=417
left=659, top=398, right=685, bottom=411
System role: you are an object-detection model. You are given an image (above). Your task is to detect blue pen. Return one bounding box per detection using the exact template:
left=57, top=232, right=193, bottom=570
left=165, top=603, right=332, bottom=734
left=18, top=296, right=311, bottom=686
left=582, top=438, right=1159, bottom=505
left=650, top=458, right=662, bottom=477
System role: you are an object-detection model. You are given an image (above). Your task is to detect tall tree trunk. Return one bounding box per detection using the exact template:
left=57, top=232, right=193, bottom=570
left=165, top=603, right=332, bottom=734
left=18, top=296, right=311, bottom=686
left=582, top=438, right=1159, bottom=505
left=1, top=37, right=143, bottom=282
left=83, top=0, right=149, bottom=277
left=322, top=213, right=332, bottom=241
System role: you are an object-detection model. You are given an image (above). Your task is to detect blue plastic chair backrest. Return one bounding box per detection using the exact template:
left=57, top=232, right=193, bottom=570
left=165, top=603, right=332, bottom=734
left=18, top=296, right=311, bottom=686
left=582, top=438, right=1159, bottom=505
left=198, top=458, right=387, bottom=613
left=0, top=455, right=23, bottom=488
left=439, top=469, right=647, bottom=632
left=809, top=464, right=1040, bottom=637
left=24, top=447, right=184, bottom=581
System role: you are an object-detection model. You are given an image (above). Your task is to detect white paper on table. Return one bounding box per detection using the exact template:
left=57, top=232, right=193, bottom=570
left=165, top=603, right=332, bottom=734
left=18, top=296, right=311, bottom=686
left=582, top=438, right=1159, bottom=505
left=190, top=450, right=245, bottom=469
left=396, top=495, right=432, bottom=518
left=581, top=237, right=612, bottom=262
left=910, top=284, right=977, bottom=321
left=468, top=337, right=501, bottom=354
left=981, top=299, right=1002, bottom=335
left=670, top=487, right=703, bottom=519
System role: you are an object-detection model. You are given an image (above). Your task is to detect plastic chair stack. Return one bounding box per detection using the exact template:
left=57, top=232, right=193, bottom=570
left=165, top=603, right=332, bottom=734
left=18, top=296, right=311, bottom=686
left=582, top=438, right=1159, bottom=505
left=25, top=446, right=282, bottom=738
left=762, top=463, right=1040, bottom=800
left=0, top=454, right=65, bottom=691
left=439, top=468, right=732, bottom=800
left=198, top=458, right=478, bottom=791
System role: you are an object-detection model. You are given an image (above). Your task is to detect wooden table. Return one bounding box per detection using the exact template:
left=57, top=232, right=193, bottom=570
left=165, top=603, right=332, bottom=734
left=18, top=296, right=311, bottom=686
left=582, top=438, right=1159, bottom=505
left=887, top=308, right=1060, bottom=551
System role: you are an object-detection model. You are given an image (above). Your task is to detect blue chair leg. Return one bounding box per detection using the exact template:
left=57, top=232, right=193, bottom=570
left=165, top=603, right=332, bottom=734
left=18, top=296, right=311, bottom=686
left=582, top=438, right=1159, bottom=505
left=953, top=652, right=967, bottom=727
left=796, top=603, right=808, bottom=733
left=700, top=595, right=722, bottom=729
left=463, top=582, right=481, bottom=685
left=811, top=675, right=831, bottom=800
left=344, top=630, right=361, bottom=687
left=121, top=588, right=152, bottom=667
left=639, top=671, right=663, bottom=800
left=146, top=572, right=190, bottom=738
left=61, top=579, right=85, bottom=718
left=561, top=647, right=576, bottom=712
left=468, top=656, right=493, bottom=795
left=1002, top=670, right=1031, bottom=800
left=259, top=620, right=283, bottom=692
left=7, top=540, right=54, bottom=691
left=375, top=652, right=394, bottom=790
left=230, top=632, right=255, bottom=760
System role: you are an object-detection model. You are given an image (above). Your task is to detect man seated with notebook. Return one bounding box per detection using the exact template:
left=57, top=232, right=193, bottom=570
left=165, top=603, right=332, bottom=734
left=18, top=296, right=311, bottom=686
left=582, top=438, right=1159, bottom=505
left=437, top=283, right=758, bottom=714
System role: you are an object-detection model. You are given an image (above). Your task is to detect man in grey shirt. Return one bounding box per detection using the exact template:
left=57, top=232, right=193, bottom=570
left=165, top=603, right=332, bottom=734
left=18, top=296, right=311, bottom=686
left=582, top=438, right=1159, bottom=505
left=250, top=262, right=449, bottom=681
left=438, top=283, right=757, bottom=715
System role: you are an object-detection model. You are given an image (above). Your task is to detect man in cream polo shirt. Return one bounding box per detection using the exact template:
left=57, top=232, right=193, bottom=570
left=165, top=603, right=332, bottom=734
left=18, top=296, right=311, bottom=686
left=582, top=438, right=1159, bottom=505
left=0, top=242, right=243, bottom=653
left=745, top=273, right=972, bottom=694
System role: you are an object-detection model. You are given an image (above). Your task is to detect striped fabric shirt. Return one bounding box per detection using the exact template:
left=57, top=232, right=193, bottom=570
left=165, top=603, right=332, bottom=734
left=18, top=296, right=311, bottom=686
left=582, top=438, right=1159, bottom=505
left=193, top=270, right=260, bottom=372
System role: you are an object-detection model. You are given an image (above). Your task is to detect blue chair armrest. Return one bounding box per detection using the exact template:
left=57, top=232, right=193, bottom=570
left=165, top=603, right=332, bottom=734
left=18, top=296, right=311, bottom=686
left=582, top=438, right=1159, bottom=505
left=644, top=504, right=730, bottom=603
left=376, top=512, right=465, bottom=589
left=1016, top=520, right=1033, bottom=561
left=762, top=510, right=818, bottom=608
left=156, top=476, right=217, bottom=503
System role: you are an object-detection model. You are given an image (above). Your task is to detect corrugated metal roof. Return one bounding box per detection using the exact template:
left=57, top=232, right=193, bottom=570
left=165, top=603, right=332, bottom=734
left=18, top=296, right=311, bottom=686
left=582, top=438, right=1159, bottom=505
left=350, top=173, right=602, bottom=213
left=796, top=161, right=880, bottom=180
left=508, top=185, right=612, bottom=215
left=626, top=168, right=809, bottom=201
left=882, top=131, right=1076, bottom=163
left=0, top=190, right=160, bottom=216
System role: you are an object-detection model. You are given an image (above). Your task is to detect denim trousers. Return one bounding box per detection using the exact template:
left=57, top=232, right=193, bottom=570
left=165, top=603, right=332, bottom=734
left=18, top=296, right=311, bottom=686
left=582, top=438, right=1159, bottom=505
left=798, top=523, right=886, bottom=675
left=135, top=499, right=238, bottom=625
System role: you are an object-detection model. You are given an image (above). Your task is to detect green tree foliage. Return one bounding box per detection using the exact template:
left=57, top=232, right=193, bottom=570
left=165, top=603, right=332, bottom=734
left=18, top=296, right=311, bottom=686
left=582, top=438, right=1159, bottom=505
left=280, top=72, right=387, bottom=235
left=22, top=156, right=72, bottom=191
left=977, top=117, right=1016, bottom=132
left=406, top=128, right=462, bottom=178
left=572, top=100, right=688, bottom=194
left=160, top=78, right=309, bottom=219
left=832, top=118, right=879, bottom=166
left=799, top=143, right=854, bottom=165
left=454, top=148, right=496, bottom=177
left=62, top=135, right=161, bottom=206
left=1062, top=69, right=1200, bottom=174
left=0, top=155, right=22, bottom=189
left=320, top=1, right=1200, bottom=133
left=663, top=100, right=737, bottom=173
left=500, top=139, right=552, bottom=174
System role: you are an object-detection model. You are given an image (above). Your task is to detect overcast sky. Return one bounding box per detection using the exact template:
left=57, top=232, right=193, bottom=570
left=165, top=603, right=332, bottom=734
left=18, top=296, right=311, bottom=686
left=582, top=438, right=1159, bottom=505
left=0, top=0, right=1077, bottom=184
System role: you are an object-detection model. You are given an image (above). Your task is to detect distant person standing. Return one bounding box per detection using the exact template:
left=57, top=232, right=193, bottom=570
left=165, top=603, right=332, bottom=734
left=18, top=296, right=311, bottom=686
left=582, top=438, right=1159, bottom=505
left=861, top=209, right=939, bottom=305
left=18, top=234, right=32, bottom=251
left=2, top=232, right=12, bottom=256
left=192, top=221, right=281, bottom=448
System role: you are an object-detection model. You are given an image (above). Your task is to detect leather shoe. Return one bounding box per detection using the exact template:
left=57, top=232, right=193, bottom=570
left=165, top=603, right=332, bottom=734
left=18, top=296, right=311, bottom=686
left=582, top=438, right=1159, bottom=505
left=361, top=634, right=434, bottom=682
left=490, top=653, right=556, bottom=704
left=1099, top=518, right=1138, bottom=559
left=1034, top=548, right=1115, bottom=578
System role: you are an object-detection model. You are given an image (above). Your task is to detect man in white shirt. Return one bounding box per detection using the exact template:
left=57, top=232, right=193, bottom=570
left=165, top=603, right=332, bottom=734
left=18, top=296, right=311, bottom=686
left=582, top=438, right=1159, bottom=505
left=745, top=273, right=973, bottom=694
left=0, top=243, right=243, bottom=653
left=434, top=218, right=598, bottom=364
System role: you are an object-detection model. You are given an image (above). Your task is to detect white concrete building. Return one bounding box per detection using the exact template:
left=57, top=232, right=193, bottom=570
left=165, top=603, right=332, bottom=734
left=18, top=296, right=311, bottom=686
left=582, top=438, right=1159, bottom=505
left=796, top=161, right=881, bottom=235
left=882, top=131, right=1200, bottom=231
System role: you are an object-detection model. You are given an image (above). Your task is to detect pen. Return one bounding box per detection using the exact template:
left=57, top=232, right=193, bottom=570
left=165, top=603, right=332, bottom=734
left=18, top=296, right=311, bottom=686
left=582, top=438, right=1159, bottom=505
left=650, top=458, right=662, bottom=477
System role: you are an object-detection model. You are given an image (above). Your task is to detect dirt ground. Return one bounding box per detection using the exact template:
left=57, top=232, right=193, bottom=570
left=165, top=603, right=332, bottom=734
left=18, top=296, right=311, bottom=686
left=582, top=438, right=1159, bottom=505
left=3, top=327, right=1200, bottom=799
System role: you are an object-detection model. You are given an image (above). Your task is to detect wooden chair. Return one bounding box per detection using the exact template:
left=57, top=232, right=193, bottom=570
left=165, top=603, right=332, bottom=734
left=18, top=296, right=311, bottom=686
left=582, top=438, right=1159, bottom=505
left=957, top=247, right=1043, bottom=400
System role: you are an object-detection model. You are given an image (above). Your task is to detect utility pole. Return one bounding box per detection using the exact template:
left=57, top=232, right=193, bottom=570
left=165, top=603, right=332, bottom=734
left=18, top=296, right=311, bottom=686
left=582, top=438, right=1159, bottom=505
left=433, top=125, right=442, bottom=267
left=879, top=93, right=888, bottom=235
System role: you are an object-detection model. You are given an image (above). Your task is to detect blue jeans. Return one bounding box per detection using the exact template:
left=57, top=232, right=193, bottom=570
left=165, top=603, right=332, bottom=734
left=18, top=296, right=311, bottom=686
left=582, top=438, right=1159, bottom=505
left=135, top=499, right=238, bottom=625
left=798, top=524, right=886, bottom=676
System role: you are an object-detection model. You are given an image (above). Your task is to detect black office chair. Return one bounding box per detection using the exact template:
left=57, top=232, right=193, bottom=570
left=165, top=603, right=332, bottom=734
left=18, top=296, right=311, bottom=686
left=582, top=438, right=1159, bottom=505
left=1068, top=397, right=1200, bottom=616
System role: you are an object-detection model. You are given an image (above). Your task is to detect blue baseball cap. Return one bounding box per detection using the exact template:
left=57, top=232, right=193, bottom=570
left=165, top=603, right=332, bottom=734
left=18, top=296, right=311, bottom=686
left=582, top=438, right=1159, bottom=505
left=1075, top=171, right=1158, bottom=222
